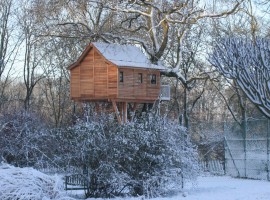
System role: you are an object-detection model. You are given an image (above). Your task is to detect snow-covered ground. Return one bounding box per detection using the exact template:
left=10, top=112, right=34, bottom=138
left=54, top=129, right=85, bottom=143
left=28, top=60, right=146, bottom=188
left=86, top=176, right=270, bottom=200
left=1, top=163, right=270, bottom=200
left=170, top=176, right=270, bottom=200
left=0, top=163, right=75, bottom=200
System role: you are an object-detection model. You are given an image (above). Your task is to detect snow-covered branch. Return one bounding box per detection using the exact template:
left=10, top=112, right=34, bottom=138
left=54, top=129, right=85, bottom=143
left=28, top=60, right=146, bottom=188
left=197, top=0, right=244, bottom=19
left=210, top=37, right=270, bottom=118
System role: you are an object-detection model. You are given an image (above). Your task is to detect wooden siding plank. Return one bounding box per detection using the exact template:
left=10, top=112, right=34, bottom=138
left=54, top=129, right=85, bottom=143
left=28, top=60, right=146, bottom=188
left=118, top=68, right=160, bottom=101
left=79, top=49, right=94, bottom=96
left=94, top=48, right=108, bottom=98
left=108, top=64, right=118, bottom=98
left=70, top=67, right=80, bottom=98
left=70, top=45, right=160, bottom=103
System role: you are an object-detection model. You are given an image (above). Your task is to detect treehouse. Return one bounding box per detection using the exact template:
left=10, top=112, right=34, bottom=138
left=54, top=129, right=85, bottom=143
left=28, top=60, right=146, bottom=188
left=68, top=42, right=169, bottom=123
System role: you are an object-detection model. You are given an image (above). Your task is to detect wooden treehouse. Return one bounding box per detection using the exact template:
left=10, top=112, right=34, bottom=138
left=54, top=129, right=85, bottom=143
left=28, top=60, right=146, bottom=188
left=68, top=42, right=170, bottom=123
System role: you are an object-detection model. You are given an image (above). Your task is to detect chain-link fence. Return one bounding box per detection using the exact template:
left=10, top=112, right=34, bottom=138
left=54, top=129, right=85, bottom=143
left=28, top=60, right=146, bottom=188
left=190, top=121, right=225, bottom=175
left=225, top=119, right=270, bottom=180
left=190, top=119, right=270, bottom=180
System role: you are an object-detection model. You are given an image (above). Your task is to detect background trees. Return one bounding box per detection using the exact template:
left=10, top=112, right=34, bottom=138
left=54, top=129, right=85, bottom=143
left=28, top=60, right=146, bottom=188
left=0, top=0, right=250, bottom=127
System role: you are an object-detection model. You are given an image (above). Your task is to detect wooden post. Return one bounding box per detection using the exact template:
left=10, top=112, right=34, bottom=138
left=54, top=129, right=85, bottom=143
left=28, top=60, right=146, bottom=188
left=242, top=118, right=247, bottom=178
left=123, top=102, right=127, bottom=123
left=130, top=103, right=138, bottom=122
left=112, top=100, right=122, bottom=124
left=119, top=102, right=123, bottom=122
left=131, top=103, right=138, bottom=112
left=95, top=102, right=100, bottom=113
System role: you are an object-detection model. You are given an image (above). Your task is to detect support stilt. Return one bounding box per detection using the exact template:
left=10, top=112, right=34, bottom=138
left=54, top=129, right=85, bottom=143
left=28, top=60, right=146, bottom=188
left=95, top=102, right=100, bottom=113
left=123, top=102, right=127, bottom=123
left=131, top=103, right=138, bottom=112
left=119, top=102, right=123, bottom=121
left=112, top=100, right=122, bottom=124
left=110, top=100, right=139, bottom=124
left=130, top=103, right=138, bottom=122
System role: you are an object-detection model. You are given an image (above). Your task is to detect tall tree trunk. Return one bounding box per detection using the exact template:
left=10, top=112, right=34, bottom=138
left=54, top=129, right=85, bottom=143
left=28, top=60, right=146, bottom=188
left=183, top=86, right=189, bottom=129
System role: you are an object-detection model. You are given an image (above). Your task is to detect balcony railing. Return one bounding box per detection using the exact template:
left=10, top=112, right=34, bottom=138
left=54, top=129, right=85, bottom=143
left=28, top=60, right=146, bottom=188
left=160, top=85, right=170, bottom=101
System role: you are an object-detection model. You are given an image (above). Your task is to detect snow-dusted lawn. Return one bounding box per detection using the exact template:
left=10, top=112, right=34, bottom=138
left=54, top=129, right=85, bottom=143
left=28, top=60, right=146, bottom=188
left=1, top=163, right=270, bottom=200
left=177, top=176, right=270, bottom=200
left=86, top=176, right=270, bottom=200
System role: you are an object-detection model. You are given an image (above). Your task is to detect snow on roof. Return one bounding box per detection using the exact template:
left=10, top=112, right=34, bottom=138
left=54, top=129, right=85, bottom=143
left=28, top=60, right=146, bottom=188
left=93, top=42, right=165, bottom=70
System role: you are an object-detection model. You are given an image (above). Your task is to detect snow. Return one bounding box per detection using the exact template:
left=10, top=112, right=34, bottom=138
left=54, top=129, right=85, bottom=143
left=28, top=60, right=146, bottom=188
left=0, top=163, right=75, bottom=200
left=85, top=176, right=270, bottom=200
left=93, top=42, right=165, bottom=70
left=178, top=176, right=270, bottom=200
left=1, top=163, right=270, bottom=200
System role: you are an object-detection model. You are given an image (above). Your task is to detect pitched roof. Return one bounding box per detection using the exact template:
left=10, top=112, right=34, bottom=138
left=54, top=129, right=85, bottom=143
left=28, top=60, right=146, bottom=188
left=68, top=42, right=165, bottom=70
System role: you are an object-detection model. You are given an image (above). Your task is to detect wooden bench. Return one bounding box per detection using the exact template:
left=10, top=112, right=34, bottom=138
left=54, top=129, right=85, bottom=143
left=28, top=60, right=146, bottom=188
left=65, top=174, right=89, bottom=191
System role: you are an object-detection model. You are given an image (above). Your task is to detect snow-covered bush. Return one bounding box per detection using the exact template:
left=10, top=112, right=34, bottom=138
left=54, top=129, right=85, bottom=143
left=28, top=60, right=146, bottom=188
left=0, top=110, right=66, bottom=169
left=65, top=115, right=200, bottom=198
left=0, top=110, right=48, bottom=167
left=0, top=163, right=75, bottom=200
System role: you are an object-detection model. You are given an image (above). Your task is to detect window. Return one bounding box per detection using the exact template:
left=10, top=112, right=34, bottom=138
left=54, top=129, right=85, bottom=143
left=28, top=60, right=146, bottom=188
left=138, top=73, right=143, bottom=83
left=119, top=71, right=123, bottom=82
left=151, top=74, right=156, bottom=84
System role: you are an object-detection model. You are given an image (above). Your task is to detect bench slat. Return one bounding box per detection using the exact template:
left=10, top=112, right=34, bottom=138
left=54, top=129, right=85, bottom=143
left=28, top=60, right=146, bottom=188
left=65, top=174, right=89, bottom=191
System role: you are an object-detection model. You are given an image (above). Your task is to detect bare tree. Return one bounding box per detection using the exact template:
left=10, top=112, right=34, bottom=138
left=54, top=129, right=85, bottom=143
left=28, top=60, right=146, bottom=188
left=205, top=0, right=268, bottom=122
left=164, top=26, right=215, bottom=127
left=0, top=0, right=12, bottom=78
left=0, top=0, right=22, bottom=111
left=33, top=0, right=116, bottom=43
left=38, top=39, right=73, bottom=127
left=210, top=37, right=270, bottom=118
left=107, top=1, right=243, bottom=125
left=110, top=0, right=243, bottom=64
left=18, top=2, right=45, bottom=111
left=19, top=0, right=244, bottom=125
left=35, top=0, right=244, bottom=66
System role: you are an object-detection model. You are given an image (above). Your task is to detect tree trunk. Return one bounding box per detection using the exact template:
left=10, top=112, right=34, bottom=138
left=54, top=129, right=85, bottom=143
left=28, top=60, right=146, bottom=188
left=183, top=86, right=189, bottom=129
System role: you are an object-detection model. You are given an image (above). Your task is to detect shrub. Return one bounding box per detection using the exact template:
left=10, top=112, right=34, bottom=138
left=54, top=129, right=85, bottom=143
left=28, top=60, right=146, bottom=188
left=66, top=114, right=200, bottom=198
left=0, top=111, right=48, bottom=167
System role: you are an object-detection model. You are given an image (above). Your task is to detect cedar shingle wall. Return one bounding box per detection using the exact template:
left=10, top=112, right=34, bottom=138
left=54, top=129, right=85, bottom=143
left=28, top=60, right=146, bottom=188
left=108, top=63, right=118, bottom=98
left=80, top=51, right=94, bottom=97
left=70, top=47, right=160, bottom=102
left=94, top=51, right=108, bottom=98
left=70, top=67, right=80, bottom=98
left=118, top=68, right=160, bottom=101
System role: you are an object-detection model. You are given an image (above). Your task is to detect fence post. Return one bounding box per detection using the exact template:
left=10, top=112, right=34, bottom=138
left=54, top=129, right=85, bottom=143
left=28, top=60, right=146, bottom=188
left=242, top=119, right=247, bottom=178
left=224, top=136, right=240, bottom=177
left=267, top=119, right=270, bottom=181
